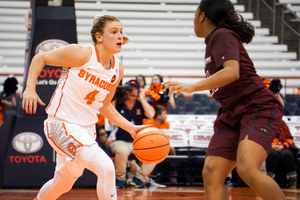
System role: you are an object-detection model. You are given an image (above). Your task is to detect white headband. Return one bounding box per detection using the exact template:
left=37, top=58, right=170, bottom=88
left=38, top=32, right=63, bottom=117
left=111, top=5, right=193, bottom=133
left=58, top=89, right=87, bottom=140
left=93, top=14, right=104, bottom=25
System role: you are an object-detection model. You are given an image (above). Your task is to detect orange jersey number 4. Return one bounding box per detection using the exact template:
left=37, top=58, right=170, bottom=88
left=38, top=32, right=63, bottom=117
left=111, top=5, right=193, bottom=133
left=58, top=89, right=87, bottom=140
left=84, top=90, right=100, bottom=105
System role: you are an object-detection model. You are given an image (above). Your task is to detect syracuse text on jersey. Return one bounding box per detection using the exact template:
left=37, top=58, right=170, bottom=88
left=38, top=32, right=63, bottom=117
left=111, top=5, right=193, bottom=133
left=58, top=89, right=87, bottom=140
left=78, top=69, right=112, bottom=92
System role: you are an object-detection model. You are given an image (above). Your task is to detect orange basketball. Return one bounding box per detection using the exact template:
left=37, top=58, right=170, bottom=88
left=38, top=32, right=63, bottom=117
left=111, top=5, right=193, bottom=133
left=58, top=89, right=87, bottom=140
left=133, top=127, right=170, bottom=164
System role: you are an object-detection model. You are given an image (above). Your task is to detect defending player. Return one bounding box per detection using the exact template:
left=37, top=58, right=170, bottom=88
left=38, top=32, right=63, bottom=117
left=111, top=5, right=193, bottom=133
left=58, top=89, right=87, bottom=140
left=163, top=0, right=286, bottom=199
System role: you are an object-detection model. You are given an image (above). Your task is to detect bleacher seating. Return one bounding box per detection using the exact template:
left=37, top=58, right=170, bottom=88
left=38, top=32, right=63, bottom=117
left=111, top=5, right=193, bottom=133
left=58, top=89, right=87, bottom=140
left=156, top=111, right=300, bottom=186
left=0, top=0, right=300, bottom=94
left=279, top=0, right=300, bottom=18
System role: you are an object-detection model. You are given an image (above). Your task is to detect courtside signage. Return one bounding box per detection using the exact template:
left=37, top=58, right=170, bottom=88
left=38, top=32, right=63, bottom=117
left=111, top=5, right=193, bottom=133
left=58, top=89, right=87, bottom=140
left=12, top=132, right=44, bottom=154
left=35, top=39, right=68, bottom=54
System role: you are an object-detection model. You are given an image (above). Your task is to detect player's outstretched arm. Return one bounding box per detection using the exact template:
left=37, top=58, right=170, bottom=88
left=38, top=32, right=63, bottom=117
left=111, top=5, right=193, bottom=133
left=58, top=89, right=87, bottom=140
left=163, top=60, right=240, bottom=97
left=99, top=62, right=150, bottom=138
left=22, top=44, right=90, bottom=114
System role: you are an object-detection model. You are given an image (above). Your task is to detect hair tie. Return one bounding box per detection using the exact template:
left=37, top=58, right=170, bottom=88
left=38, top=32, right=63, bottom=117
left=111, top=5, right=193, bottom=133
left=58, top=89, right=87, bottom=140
left=93, top=14, right=104, bottom=25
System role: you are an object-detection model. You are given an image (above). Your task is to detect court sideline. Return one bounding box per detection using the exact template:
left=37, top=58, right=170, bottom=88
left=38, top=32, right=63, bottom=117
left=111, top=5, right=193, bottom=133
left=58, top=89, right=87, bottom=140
left=0, top=186, right=299, bottom=199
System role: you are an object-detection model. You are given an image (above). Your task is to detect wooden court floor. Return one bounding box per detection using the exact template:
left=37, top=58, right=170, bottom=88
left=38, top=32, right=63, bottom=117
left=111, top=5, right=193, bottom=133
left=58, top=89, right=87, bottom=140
left=0, top=186, right=299, bottom=200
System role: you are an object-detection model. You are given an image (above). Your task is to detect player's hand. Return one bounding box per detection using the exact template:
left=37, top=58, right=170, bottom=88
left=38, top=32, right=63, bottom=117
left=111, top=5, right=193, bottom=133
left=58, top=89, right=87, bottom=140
left=162, top=81, right=193, bottom=98
left=22, top=88, right=45, bottom=114
left=131, top=125, right=152, bottom=139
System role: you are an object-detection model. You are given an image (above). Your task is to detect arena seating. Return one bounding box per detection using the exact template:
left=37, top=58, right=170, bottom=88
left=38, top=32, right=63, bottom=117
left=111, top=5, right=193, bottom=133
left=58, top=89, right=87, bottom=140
left=156, top=107, right=300, bottom=186
left=279, top=0, right=300, bottom=21
left=0, top=0, right=300, bottom=94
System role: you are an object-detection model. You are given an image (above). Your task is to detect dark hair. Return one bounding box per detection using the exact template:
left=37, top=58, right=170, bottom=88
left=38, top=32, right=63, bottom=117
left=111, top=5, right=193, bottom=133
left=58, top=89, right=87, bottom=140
left=154, top=105, right=167, bottom=119
left=153, top=74, right=163, bottom=84
left=136, top=75, right=146, bottom=88
left=91, top=15, right=129, bottom=45
left=269, top=78, right=282, bottom=94
left=3, top=77, right=18, bottom=96
left=199, top=0, right=254, bottom=44
left=113, top=79, right=139, bottom=104
left=96, top=125, right=105, bottom=137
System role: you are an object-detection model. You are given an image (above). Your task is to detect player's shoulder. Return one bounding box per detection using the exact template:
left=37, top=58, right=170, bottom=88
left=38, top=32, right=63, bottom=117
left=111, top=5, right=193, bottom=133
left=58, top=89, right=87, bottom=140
left=117, top=61, right=124, bottom=74
left=214, top=28, right=240, bottom=40
left=68, top=44, right=92, bottom=66
left=65, top=44, right=92, bottom=57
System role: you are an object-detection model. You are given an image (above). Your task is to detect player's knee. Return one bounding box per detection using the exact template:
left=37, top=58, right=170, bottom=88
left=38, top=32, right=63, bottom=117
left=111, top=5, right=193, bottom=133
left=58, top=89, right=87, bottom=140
left=236, top=163, right=254, bottom=184
left=103, top=160, right=115, bottom=178
left=53, top=173, right=75, bottom=194
left=91, top=152, right=115, bottom=178
left=202, top=162, right=214, bottom=182
left=59, top=182, right=73, bottom=194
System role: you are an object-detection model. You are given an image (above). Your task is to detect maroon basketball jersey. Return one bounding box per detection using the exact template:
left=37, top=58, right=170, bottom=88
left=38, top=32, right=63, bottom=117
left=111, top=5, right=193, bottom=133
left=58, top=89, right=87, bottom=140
left=204, top=28, right=264, bottom=110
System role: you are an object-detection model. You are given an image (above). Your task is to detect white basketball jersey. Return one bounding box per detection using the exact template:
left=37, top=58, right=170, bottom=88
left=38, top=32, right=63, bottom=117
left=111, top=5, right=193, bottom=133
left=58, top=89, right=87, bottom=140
left=46, top=45, right=120, bottom=126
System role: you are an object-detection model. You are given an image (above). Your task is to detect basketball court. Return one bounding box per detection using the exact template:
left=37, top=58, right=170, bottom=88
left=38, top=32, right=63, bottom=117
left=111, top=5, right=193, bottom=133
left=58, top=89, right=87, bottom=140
left=0, top=186, right=299, bottom=200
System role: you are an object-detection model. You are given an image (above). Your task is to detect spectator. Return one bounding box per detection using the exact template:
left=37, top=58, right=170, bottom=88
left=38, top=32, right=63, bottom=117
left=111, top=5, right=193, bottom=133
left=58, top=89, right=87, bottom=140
left=143, top=104, right=178, bottom=184
left=110, top=79, right=155, bottom=188
left=0, top=77, right=18, bottom=124
left=263, top=78, right=284, bottom=107
left=265, top=78, right=297, bottom=188
left=146, top=74, right=175, bottom=110
left=96, top=125, right=113, bottom=158
left=143, top=104, right=169, bottom=128
left=269, top=78, right=284, bottom=107
left=266, top=120, right=298, bottom=188
left=136, top=75, right=147, bottom=89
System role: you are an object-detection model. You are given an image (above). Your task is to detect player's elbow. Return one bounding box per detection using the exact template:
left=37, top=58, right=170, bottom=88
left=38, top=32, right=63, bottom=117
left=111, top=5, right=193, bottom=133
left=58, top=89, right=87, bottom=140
left=232, top=71, right=240, bottom=81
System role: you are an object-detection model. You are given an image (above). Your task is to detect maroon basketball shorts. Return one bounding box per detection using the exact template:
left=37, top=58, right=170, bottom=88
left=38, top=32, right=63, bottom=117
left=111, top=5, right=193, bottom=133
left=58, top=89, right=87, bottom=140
left=206, top=89, right=284, bottom=161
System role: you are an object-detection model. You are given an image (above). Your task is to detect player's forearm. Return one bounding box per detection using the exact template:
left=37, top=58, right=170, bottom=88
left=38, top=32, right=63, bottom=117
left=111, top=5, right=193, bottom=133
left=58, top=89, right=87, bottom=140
left=26, top=54, right=46, bottom=89
left=191, top=67, right=239, bottom=92
left=100, top=104, right=136, bottom=136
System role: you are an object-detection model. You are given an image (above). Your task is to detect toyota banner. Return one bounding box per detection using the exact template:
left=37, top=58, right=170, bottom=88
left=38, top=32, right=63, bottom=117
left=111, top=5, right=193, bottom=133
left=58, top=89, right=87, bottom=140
left=22, top=0, right=77, bottom=116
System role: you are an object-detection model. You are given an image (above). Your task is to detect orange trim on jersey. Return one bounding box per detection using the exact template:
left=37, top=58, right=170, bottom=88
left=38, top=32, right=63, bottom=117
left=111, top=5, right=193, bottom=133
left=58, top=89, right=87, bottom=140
left=94, top=45, right=101, bottom=63
left=45, top=84, right=60, bottom=112
left=54, top=70, right=69, bottom=117
left=45, top=121, right=73, bottom=160
left=94, top=45, right=115, bottom=69
left=62, top=123, right=83, bottom=147
left=111, top=56, right=115, bottom=69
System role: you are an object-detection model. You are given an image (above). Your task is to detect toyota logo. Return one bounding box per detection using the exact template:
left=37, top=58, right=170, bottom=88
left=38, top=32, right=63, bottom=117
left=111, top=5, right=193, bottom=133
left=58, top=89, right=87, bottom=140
left=35, top=39, right=69, bottom=54
left=12, top=132, right=44, bottom=154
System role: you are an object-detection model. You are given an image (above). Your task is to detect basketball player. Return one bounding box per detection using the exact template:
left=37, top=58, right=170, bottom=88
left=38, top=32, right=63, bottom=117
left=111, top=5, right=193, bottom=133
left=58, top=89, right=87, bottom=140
left=163, top=0, right=286, bottom=199
left=22, top=15, right=149, bottom=200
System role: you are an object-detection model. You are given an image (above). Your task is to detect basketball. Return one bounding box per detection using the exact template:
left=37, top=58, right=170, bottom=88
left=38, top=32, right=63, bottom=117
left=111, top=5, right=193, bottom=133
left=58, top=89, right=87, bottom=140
left=133, top=127, right=170, bottom=164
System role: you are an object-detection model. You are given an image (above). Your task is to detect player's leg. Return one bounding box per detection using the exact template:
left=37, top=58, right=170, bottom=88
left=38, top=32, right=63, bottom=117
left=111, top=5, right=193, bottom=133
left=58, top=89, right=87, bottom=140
left=202, top=156, right=236, bottom=200
left=35, top=171, right=77, bottom=200
left=76, top=144, right=117, bottom=200
left=203, top=110, right=239, bottom=200
left=236, top=99, right=285, bottom=200
left=36, top=155, right=83, bottom=200
left=236, top=137, right=286, bottom=200
left=36, top=120, right=86, bottom=200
